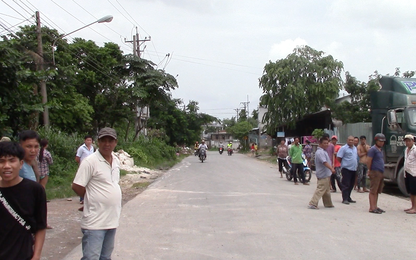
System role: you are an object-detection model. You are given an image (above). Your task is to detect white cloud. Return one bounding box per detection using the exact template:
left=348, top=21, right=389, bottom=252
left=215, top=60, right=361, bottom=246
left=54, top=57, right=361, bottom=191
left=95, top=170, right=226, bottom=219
left=269, top=38, right=308, bottom=61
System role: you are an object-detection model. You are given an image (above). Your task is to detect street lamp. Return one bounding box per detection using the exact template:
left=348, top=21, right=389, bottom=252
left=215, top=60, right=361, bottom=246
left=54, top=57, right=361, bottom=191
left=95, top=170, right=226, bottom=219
left=52, top=15, right=113, bottom=65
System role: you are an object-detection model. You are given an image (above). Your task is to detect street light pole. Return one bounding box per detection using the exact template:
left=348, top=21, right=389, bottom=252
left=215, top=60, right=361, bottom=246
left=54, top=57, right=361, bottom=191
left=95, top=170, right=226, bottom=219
left=52, top=15, right=113, bottom=65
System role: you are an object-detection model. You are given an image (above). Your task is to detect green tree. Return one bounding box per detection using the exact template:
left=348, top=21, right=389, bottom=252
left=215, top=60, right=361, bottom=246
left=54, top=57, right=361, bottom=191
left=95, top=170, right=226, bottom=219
left=259, top=45, right=343, bottom=133
left=251, top=109, right=258, bottom=120
left=228, top=121, right=252, bottom=150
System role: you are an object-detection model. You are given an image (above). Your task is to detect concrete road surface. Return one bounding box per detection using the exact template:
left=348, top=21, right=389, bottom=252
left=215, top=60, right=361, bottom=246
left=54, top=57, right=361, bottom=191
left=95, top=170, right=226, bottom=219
left=63, top=151, right=416, bottom=260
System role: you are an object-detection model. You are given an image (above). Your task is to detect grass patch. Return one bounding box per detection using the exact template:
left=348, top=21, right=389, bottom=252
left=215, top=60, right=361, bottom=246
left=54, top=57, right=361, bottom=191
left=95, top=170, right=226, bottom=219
left=132, top=182, right=150, bottom=189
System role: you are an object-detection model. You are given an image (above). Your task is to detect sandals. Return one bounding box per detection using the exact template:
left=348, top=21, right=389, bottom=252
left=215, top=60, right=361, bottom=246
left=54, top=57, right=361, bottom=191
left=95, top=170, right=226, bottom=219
left=369, top=209, right=382, bottom=214
left=377, top=207, right=386, bottom=213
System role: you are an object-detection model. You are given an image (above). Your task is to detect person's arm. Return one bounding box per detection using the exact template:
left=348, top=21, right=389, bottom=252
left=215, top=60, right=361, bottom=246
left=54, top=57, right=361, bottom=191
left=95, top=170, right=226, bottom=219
left=323, top=162, right=335, bottom=173
left=31, top=229, right=46, bottom=260
left=72, top=183, right=86, bottom=197
left=366, top=157, right=373, bottom=176
left=358, top=145, right=366, bottom=157
left=46, top=152, right=53, bottom=165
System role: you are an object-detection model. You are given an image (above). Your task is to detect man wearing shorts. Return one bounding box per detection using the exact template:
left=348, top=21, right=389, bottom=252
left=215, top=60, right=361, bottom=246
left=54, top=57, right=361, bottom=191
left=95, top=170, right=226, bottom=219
left=404, top=134, right=416, bottom=214
left=366, top=133, right=386, bottom=214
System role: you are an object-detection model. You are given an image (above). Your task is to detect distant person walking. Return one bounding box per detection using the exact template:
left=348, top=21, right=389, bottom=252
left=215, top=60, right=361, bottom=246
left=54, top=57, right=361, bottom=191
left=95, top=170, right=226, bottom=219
left=289, top=137, right=308, bottom=185
left=366, top=133, right=386, bottom=214
left=308, top=137, right=335, bottom=209
left=72, top=127, right=122, bottom=260
left=75, top=135, right=95, bottom=207
left=277, top=139, right=289, bottom=178
left=303, top=140, right=312, bottom=168
left=403, top=135, right=416, bottom=214
left=38, top=139, right=53, bottom=189
left=337, top=136, right=358, bottom=204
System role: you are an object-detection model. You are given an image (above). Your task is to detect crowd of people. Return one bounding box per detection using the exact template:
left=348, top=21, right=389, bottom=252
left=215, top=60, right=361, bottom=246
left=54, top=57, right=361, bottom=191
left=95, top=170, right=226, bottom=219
left=276, top=133, right=416, bottom=214
left=0, top=127, right=122, bottom=260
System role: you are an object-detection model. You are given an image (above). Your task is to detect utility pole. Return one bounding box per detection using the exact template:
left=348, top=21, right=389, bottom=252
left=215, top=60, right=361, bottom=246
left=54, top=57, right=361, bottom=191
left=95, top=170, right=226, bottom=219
left=125, top=27, right=151, bottom=58
left=234, top=108, right=240, bottom=121
left=36, top=11, right=49, bottom=128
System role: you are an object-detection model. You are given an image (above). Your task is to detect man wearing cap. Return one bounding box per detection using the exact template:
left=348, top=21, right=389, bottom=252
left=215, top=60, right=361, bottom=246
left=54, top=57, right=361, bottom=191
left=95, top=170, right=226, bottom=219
left=404, top=134, right=416, bottom=214
left=366, top=133, right=386, bottom=214
left=72, top=127, right=122, bottom=259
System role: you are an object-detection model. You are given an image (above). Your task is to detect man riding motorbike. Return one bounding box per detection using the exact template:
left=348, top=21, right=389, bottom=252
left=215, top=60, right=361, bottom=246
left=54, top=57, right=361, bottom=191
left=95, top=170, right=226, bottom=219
left=198, top=140, right=208, bottom=160
left=219, top=142, right=224, bottom=154
left=227, top=141, right=233, bottom=155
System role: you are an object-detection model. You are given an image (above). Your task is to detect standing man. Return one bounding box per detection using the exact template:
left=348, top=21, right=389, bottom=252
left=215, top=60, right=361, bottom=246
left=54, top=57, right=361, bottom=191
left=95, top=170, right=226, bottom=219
left=308, top=137, right=335, bottom=209
left=357, top=136, right=370, bottom=193
left=289, top=137, right=309, bottom=185
left=0, top=141, right=47, bottom=260
left=75, top=135, right=95, bottom=164
left=366, top=133, right=386, bottom=214
left=277, top=139, right=289, bottom=178
left=72, top=127, right=122, bottom=259
left=337, top=136, right=358, bottom=204
left=330, top=136, right=342, bottom=192
left=18, top=130, right=41, bottom=182
left=404, top=135, right=416, bottom=214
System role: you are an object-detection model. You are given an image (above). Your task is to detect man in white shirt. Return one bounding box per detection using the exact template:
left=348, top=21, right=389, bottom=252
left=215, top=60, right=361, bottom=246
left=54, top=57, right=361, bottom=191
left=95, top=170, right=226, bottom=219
left=72, top=127, right=122, bottom=259
left=404, top=134, right=416, bottom=214
left=75, top=135, right=95, bottom=207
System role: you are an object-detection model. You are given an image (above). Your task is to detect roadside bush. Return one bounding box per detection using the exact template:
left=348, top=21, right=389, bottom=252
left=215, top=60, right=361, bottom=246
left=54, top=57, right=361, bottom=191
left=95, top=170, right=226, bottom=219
left=37, top=127, right=180, bottom=199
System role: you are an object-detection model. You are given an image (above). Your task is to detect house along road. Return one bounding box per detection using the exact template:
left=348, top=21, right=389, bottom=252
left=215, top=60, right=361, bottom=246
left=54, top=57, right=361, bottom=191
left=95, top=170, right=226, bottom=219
left=63, top=151, right=416, bottom=260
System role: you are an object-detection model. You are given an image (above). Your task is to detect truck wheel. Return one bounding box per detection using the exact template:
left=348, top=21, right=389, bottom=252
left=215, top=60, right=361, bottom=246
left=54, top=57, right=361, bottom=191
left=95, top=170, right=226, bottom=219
left=397, top=167, right=409, bottom=197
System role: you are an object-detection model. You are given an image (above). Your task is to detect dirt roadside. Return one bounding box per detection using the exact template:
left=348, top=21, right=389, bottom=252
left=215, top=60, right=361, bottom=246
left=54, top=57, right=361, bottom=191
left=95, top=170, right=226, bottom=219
left=41, top=170, right=164, bottom=260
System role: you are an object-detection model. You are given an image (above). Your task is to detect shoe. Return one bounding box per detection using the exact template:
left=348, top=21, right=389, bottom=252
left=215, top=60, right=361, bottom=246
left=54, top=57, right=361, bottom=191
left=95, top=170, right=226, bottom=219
left=369, top=209, right=382, bottom=214
left=406, top=210, right=416, bottom=214
left=78, top=206, right=84, bottom=212
left=308, top=204, right=319, bottom=209
left=303, top=182, right=310, bottom=185
left=46, top=225, right=53, bottom=229
left=342, top=200, right=350, bottom=205
left=325, top=205, right=335, bottom=208
left=331, top=190, right=336, bottom=193
left=348, top=199, right=356, bottom=203
left=357, top=190, right=364, bottom=193
left=363, top=189, right=370, bottom=192
left=294, top=182, right=299, bottom=185
left=377, top=207, right=386, bottom=213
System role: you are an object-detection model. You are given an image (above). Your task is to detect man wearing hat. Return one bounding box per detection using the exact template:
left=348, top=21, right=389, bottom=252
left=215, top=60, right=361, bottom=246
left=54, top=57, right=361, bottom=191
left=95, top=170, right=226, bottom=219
left=404, top=134, right=416, bottom=214
left=366, top=133, right=386, bottom=214
left=72, top=127, right=122, bottom=259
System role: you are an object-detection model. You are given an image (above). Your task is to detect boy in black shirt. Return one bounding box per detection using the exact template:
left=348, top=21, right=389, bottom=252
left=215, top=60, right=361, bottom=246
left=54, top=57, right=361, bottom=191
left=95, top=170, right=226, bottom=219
left=0, top=142, right=47, bottom=260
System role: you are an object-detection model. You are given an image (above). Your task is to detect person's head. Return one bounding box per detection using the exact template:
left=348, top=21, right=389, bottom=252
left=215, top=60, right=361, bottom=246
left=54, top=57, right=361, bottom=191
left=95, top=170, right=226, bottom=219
left=374, top=133, right=386, bottom=148
left=294, top=137, right=300, bottom=145
left=322, top=133, right=330, bottom=140
left=354, top=137, right=359, bottom=146
left=84, top=135, right=93, bottom=147
left=359, top=135, right=366, bottom=145
left=18, top=130, right=40, bottom=163
left=288, top=140, right=292, bottom=145
left=280, top=139, right=285, bottom=145
left=40, top=139, right=48, bottom=148
left=319, top=137, right=329, bottom=149
left=404, top=134, right=414, bottom=148
left=346, top=136, right=355, bottom=147
left=331, top=135, right=337, bottom=145
left=0, top=142, right=25, bottom=186
left=202, top=140, right=205, bottom=144
left=306, top=140, right=310, bottom=145
left=97, top=127, right=117, bottom=157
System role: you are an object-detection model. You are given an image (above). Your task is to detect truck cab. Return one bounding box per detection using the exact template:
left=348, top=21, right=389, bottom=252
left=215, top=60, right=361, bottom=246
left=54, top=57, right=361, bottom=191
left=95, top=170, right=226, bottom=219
left=371, top=77, right=416, bottom=195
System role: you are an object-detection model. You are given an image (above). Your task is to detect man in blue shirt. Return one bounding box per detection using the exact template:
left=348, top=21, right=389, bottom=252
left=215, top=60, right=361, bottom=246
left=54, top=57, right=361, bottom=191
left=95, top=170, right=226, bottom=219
left=367, top=133, right=386, bottom=214
left=308, top=137, right=335, bottom=209
left=18, top=130, right=41, bottom=182
left=337, top=136, right=358, bottom=204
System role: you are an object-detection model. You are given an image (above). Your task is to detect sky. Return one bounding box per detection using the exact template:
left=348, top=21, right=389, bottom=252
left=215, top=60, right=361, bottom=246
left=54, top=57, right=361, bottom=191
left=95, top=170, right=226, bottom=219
left=1, top=0, right=415, bottom=120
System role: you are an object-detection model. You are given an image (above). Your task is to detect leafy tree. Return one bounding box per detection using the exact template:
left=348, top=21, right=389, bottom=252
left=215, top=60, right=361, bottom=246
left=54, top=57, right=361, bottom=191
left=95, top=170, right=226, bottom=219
left=251, top=109, right=258, bottom=120
left=238, top=109, right=248, bottom=122
left=259, top=45, right=343, bottom=133
left=228, top=121, right=252, bottom=149
left=222, top=117, right=236, bottom=129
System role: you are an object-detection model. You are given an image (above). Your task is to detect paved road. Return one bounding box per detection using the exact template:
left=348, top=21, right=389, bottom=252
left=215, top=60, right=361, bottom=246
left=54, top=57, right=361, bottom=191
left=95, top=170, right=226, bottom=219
left=64, top=151, right=416, bottom=260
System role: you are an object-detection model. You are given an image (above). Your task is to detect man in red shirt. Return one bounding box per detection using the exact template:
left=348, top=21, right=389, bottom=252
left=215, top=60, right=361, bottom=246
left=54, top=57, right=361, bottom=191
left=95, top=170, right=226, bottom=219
left=330, top=136, right=342, bottom=192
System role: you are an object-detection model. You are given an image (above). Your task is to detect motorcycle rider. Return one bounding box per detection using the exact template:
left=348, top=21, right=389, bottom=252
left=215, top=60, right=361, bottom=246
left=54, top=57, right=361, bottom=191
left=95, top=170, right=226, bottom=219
left=219, top=142, right=224, bottom=153
left=194, top=141, right=199, bottom=156
left=227, top=141, right=233, bottom=154
left=198, top=140, right=208, bottom=159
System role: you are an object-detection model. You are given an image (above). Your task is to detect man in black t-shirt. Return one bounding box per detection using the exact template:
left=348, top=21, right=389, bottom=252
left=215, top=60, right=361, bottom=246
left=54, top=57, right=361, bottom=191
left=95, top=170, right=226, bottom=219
left=0, top=142, right=47, bottom=260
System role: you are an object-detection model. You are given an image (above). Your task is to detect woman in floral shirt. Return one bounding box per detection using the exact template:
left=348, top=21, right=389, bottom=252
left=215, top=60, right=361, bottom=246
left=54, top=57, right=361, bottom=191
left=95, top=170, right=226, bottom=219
left=303, top=140, right=312, bottom=168
left=37, top=139, right=53, bottom=189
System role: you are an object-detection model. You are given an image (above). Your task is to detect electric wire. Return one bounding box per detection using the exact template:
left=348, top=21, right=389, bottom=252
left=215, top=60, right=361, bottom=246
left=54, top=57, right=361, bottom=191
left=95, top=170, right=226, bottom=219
left=0, top=12, right=27, bottom=20
left=0, top=15, right=33, bottom=35
left=12, top=0, right=32, bottom=16
left=1, top=0, right=28, bottom=19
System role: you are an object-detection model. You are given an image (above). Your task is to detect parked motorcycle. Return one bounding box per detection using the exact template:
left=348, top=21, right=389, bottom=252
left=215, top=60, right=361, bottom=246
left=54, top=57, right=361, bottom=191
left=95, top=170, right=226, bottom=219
left=199, top=148, right=207, bottom=162
left=283, top=154, right=311, bottom=182
left=219, top=147, right=224, bottom=154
